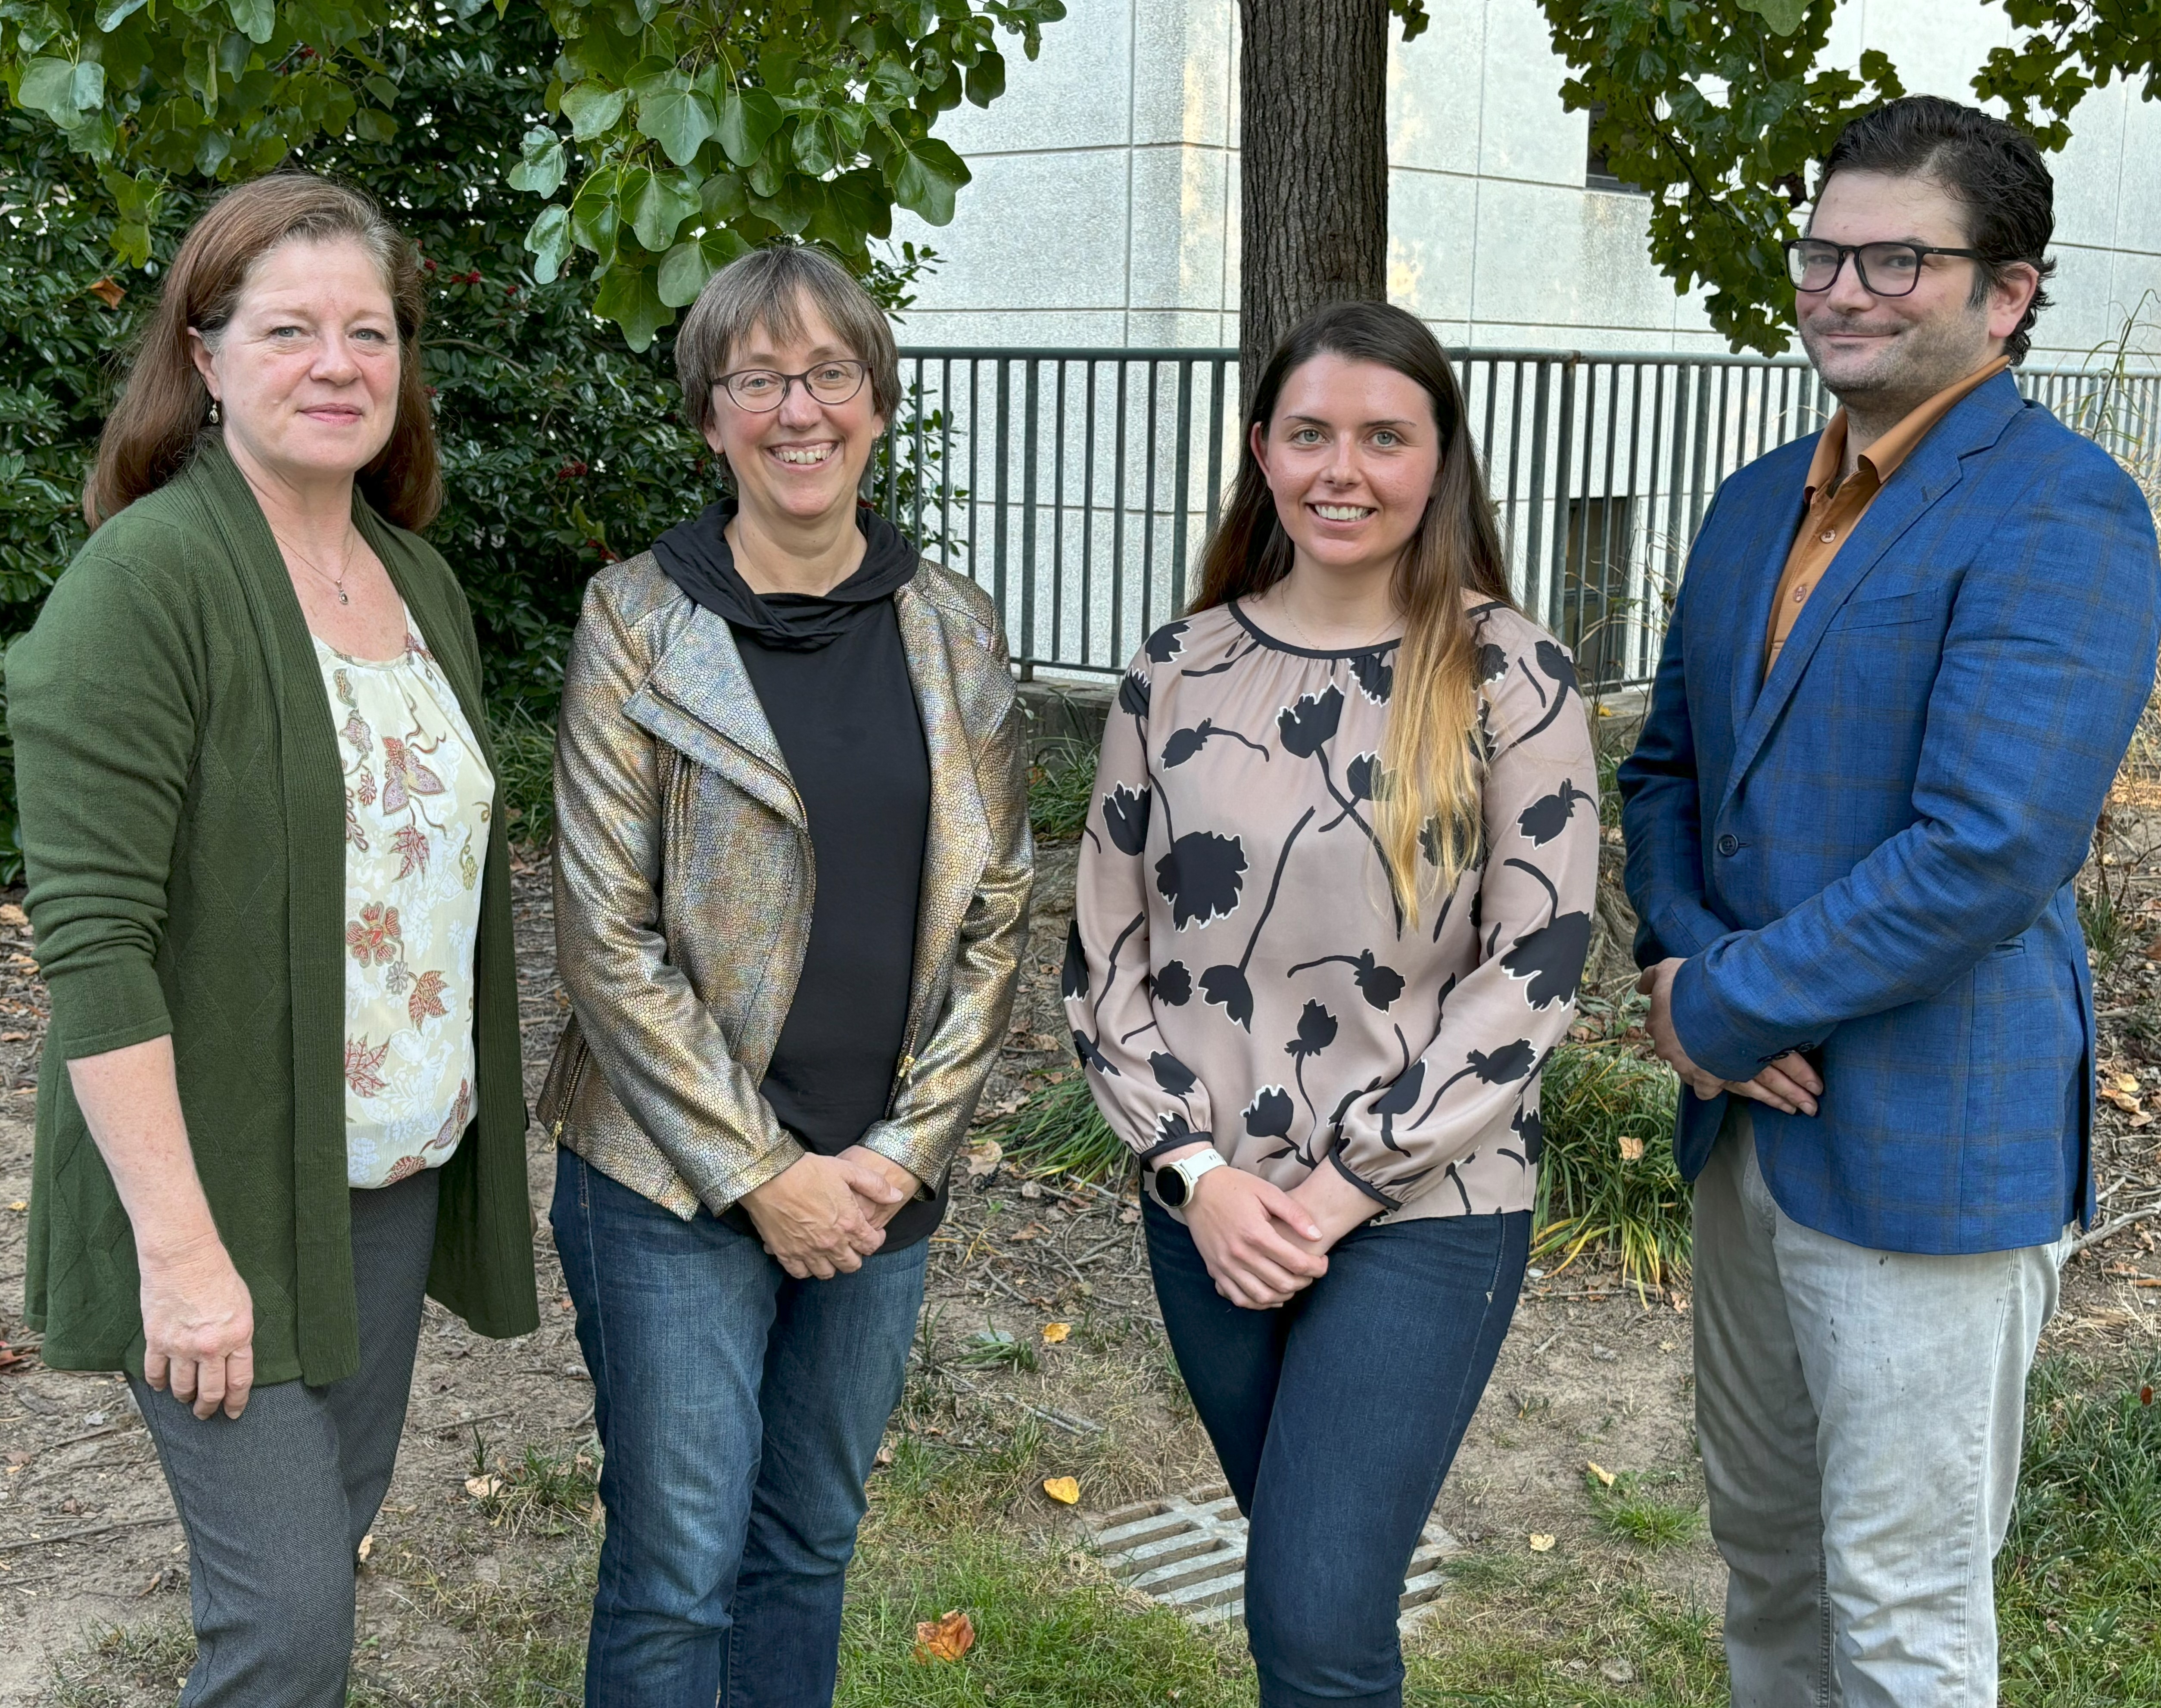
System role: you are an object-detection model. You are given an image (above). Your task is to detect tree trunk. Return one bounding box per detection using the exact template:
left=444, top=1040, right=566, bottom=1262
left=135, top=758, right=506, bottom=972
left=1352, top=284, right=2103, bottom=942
left=1238, top=0, right=1390, bottom=409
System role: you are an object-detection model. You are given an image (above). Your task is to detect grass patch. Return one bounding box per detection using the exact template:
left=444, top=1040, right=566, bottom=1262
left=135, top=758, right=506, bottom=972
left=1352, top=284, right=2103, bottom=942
left=47, top=1618, right=196, bottom=1706
left=1586, top=1468, right=1704, bottom=1551
left=468, top=1440, right=603, bottom=1539
left=1028, top=738, right=1097, bottom=843
left=487, top=702, right=557, bottom=849
left=987, top=1069, right=1127, bottom=1182
left=1997, top=1352, right=2161, bottom=1706
left=840, top=1529, right=1248, bottom=1707
left=1534, top=1042, right=1688, bottom=1289
left=1404, top=1562, right=1725, bottom=1705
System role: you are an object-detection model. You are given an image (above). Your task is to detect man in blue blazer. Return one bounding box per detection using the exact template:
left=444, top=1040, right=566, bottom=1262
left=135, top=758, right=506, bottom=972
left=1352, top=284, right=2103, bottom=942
left=1620, top=97, right=2160, bottom=1707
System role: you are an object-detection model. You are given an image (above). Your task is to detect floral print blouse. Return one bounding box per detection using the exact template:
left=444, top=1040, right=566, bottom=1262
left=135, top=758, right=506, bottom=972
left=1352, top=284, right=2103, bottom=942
left=319, top=617, right=495, bottom=1188
left=1068, top=599, right=1598, bottom=1220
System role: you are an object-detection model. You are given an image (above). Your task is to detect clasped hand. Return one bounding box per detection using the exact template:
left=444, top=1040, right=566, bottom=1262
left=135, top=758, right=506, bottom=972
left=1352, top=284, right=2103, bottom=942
left=1635, top=957, right=1822, bottom=1116
left=1166, top=1144, right=1380, bottom=1311
left=740, top=1147, right=920, bottom=1279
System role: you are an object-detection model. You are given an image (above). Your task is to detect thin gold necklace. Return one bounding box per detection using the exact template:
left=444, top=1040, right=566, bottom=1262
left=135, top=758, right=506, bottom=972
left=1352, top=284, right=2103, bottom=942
left=1270, top=588, right=1398, bottom=653
left=276, top=525, right=360, bottom=606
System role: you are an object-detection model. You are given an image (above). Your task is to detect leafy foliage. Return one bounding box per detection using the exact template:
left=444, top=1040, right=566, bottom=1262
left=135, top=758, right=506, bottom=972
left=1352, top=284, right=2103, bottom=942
left=0, top=6, right=941, bottom=874
left=0, top=0, right=1065, bottom=346
left=1532, top=1039, right=1689, bottom=1288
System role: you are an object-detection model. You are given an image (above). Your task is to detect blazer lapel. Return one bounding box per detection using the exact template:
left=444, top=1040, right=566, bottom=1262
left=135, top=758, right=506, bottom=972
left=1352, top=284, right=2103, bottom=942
left=1719, top=374, right=2024, bottom=809
left=625, top=602, right=806, bottom=830
left=894, top=578, right=993, bottom=998
left=1726, top=478, right=1811, bottom=737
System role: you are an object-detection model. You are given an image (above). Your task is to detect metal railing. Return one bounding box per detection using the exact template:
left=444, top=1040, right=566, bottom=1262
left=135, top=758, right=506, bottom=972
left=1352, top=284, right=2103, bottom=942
left=870, top=347, right=2161, bottom=689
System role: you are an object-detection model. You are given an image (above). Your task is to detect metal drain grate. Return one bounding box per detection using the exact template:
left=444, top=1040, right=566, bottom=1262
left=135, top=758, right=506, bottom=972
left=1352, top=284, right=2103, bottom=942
left=1087, top=1484, right=1459, bottom=1628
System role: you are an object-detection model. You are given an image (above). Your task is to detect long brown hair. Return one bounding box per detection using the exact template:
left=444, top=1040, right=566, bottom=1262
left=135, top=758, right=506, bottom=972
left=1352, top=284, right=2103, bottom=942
left=84, top=173, right=441, bottom=531
left=1191, top=302, right=1515, bottom=924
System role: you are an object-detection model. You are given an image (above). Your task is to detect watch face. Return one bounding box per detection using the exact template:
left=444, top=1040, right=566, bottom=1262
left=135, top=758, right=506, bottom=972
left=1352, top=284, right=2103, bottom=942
left=1153, top=1163, right=1189, bottom=1209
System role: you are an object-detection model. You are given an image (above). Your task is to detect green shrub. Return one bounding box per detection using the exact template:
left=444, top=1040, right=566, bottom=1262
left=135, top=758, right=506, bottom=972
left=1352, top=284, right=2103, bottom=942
left=989, top=1069, right=1126, bottom=1182
left=1533, top=1041, right=1689, bottom=1288
left=1027, top=737, right=1097, bottom=843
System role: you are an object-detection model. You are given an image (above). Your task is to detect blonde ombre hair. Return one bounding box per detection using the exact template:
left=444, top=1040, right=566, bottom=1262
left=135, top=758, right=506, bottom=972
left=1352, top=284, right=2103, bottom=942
left=1190, top=302, right=1515, bottom=926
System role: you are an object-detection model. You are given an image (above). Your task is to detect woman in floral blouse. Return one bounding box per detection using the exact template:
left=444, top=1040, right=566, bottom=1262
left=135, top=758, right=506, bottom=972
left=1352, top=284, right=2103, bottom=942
left=9, top=176, right=532, bottom=1707
left=1068, top=302, right=1597, bottom=1708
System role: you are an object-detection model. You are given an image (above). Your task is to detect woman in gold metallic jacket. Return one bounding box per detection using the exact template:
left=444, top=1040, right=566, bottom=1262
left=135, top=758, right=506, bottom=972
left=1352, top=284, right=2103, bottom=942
left=539, top=246, right=1032, bottom=1708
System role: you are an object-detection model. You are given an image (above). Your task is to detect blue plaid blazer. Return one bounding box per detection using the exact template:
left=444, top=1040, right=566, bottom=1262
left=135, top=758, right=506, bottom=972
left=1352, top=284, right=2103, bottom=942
left=1619, top=373, right=2160, bottom=1254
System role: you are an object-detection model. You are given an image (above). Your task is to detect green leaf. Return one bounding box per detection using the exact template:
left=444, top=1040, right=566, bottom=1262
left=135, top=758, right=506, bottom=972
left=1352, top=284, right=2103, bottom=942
left=621, top=165, right=698, bottom=252
left=715, top=87, right=784, bottom=167
left=890, top=136, right=968, bottom=225
left=19, top=57, right=87, bottom=125
left=195, top=128, right=233, bottom=175
left=964, top=50, right=1005, bottom=108
left=93, top=0, right=150, bottom=31
left=699, top=170, right=748, bottom=224
left=225, top=0, right=274, bottom=44
left=593, top=261, right=672, bottom=351
left=657, top=227, right=753, bottom=307
left=364, top=74, right=400, bottom=109
left=793, top=112, right=841, bottom=176
left=506, top=126, right=568, bottom=196
left=562, top=79, right=629, bottom=141
left=524, top=202, right=573, bottom=285
left=1736, top=0, right=1807, bottom=34
left=353, top=108, right=396, bottom=143
left=570, top=168, right=622, bottom=268
left=635, top=71, right=716, bottom=168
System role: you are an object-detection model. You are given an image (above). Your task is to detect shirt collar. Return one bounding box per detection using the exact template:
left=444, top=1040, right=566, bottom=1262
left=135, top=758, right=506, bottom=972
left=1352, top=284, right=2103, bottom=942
left=1803, top=354, right=2011, bottom=504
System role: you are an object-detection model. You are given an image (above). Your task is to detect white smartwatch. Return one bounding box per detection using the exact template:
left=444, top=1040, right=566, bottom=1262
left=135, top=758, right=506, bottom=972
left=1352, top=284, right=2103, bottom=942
left=1149, top=1147, right=1227, bottom=1212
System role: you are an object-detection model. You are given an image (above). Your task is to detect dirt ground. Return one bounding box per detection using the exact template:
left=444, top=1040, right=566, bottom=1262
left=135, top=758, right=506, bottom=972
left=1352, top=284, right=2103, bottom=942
left=3, top=838, right=2158, bottom=1702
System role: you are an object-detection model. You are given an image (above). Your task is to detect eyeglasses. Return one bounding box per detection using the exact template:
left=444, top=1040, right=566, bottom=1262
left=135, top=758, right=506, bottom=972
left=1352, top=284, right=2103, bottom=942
left=715, top=361, right=869, bottom=411
left=1784, top=238, right=1984, bottom=297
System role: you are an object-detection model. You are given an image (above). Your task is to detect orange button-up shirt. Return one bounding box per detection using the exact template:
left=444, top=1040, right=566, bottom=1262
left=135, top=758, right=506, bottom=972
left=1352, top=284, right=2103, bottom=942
left=1764, top=355, right=2010, bottom=675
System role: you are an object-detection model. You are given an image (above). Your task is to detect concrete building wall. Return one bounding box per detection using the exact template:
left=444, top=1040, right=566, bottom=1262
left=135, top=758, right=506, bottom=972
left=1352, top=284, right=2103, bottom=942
left=892, top=0, right=2161, bottom=364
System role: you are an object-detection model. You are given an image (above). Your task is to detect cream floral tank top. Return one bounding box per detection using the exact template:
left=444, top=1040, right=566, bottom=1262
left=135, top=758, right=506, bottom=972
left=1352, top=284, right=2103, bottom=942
left=317, top=614, right=495, bottom=1188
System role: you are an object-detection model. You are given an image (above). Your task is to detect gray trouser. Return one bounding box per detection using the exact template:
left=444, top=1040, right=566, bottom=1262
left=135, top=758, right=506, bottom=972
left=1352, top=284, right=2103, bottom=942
left=1694, top=1107, right=2064, bottom=1708
left=132, top=1167, right=441, bottom=1708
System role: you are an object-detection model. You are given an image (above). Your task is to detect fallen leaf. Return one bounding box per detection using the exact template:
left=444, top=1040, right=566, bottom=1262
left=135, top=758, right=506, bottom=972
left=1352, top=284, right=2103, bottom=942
left=0, top=1032, right=23, bottom=1042
left=1529, top=1533, right=1556, bottom=1552
left=1119, top=1205, right=1141, bottom=1224
left=0, top=904, right=26, bottom=927
left=1041, top=1475, right=1080, bottom=1506
left=464, top=1475, right=502, bottom=1500
left=2101, top=1088, right=2142, bottom=1114
left=1041, top=1322, right=1071, bottom=1344
left=1600, top=1657, right=1637, bottom=1685
left=874, top=1443, right=894, bottom=1467
left=913, top=1608, right=976, bottom=1664
left=6, top=1201, right=25, bottom=1213
left=356, top=1534, right=374, bottom=1562
left=2117, top=1074, right=2144, bottom=1094
left=962, top=1140, right=1003, bottom=1181
left=87, top=277, right=127, bottom=309
left=2133, top=1113, right=2155, bottom=1129
left=1616, top=1134, right=1645, bottom=1162
left=1585, top=1461, right=1616, bottom=1488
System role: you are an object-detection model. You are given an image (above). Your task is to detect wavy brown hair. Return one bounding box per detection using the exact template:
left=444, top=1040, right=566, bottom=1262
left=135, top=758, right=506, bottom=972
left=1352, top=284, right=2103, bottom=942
left=85, top=173, right=440, bottom=531
left=1191, top=301, right=1514, bottom=925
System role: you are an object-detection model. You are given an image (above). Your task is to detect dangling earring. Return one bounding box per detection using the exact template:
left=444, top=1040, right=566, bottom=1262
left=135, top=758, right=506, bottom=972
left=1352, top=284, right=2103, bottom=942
left=208, top=398, right=221, bottom=425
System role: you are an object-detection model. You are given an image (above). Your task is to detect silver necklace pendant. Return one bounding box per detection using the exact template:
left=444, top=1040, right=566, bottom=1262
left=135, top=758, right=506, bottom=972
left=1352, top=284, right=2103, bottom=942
left=336, top=588, right=349, bottom=605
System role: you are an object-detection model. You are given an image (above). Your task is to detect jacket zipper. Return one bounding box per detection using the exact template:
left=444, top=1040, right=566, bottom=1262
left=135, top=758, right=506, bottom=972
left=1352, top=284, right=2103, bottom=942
left=550, top=1030, right=590, bottom=1142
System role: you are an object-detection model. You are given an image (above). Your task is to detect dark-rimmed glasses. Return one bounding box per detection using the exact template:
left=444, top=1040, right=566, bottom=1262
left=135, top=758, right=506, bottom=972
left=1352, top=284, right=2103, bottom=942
left=715, top=360, right=869, bottom=411
left=1784, top=239, right=1984, bottom=297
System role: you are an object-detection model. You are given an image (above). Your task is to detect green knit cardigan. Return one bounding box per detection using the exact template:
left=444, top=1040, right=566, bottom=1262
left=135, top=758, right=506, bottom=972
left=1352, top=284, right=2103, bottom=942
left=8, top=438, right=539, bottom=1385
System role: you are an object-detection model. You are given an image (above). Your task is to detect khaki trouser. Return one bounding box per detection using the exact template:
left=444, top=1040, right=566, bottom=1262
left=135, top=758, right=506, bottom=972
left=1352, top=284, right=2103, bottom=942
left=1693, top=1105, right=2067, bottom=1708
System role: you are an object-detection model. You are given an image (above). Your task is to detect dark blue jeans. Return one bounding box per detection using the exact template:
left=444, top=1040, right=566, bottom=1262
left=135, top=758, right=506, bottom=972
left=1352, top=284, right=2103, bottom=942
left=1146, top=1198, right=1530, bottom=1708
left=553, top=1150, right=927, bottom=1708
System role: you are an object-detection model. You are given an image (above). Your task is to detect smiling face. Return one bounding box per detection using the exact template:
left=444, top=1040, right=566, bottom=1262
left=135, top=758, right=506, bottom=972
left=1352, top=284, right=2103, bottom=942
left=1798, top=168, right=2038, bottom=413
left=702, top=297, right=885, bottom=531
left=190, top=234, right=402, bottom=488
left=1252, top=352, right=1442, bottom=584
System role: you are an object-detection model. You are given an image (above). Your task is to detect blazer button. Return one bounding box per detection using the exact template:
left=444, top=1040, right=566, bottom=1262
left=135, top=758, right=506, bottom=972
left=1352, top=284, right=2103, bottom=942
left=1716, top=833, right=1740, bottom=856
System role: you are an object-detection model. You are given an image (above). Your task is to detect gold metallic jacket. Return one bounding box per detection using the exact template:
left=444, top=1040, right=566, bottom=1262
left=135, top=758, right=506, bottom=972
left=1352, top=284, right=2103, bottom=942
left=538, top=551, right=1033, bottom=1219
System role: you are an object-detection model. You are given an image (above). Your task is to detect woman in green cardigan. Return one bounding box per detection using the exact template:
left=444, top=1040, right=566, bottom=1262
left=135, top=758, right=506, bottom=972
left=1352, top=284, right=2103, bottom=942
left=8, top=174, right=536, bottom=1705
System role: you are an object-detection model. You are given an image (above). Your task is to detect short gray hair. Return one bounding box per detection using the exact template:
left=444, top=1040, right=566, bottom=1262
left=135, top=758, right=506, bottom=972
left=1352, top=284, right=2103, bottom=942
left=676, top=246, right=901, bottom=435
